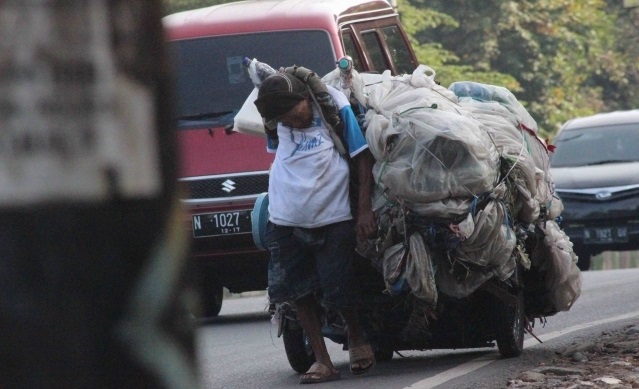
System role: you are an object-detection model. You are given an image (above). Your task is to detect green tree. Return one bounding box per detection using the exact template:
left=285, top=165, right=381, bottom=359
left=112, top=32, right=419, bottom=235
left=398, top=0, right=520, bottom=91
left=594, top=3, right=639, bottom=113
left=405, top=0, right=639, bottom=137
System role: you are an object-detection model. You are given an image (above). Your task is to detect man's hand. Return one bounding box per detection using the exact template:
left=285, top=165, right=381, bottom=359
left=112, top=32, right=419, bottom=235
left=356, top=207, right=376, bottom=242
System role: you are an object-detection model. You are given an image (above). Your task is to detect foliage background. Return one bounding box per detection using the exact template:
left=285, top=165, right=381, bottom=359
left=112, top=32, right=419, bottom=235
left=162, top=0, right=639, bottom=138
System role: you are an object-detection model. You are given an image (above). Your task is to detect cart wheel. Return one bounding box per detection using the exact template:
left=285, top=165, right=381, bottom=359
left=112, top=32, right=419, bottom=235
left=283, top=326, right=316, bottom=373
left=373, top=344, right=394, bottom=362
left=495, top=288, right=525, bottom=358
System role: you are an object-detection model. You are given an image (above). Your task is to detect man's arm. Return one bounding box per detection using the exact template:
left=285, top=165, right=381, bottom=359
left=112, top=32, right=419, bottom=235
left=354, top=148, right=376, bottom=242
left=327, top=84, right=376, bottom=240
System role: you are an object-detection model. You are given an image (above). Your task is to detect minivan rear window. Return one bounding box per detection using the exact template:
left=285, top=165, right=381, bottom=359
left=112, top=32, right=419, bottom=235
left=361, top=30, right=389, bottom=72
left=381, top=25, right=414, bottom=75
left=169, top=30, right=336, bottom=123
left=341, top=31, right=364, bottom=72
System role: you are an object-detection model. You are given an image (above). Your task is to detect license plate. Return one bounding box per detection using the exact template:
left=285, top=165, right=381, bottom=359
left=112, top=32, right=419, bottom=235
left=583, top=226, right=628, bottom=244
left=192, top=210, right=251, bottom=238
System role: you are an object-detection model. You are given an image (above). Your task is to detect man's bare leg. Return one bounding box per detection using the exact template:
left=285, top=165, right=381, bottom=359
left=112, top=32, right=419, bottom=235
left=296, top=294, right=335, bottom=371
left=341, top=308, right=375, bottom=373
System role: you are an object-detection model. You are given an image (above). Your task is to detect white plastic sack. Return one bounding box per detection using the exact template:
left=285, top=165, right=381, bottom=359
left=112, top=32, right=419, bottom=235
left=368, top=109, right=499, bottom=207
left=453, top=198, right=517, bottom=280
left=435, top=257, right=495, bottom=299
left=405, top=232, right=437, bottom=304
left=321, top=67, right=370, bottom=107
left=449, top=81, right=538, bottom=132
left=456, top=95, right=555, bottom=222
left=233, top=87, right=266, bottom=137
left=531, top=220, right=582, bottom=312
left=382, top=243, right=405, bottom=286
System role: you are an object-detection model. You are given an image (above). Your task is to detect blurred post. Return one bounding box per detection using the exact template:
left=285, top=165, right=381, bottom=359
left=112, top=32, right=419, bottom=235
left=0, top=1, right=198, bottom=388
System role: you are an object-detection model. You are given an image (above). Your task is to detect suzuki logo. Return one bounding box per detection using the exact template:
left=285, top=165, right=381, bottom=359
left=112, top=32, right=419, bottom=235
left=595, top=190, right=612, bottom=200
left=221, top=179, right=236, bottom=193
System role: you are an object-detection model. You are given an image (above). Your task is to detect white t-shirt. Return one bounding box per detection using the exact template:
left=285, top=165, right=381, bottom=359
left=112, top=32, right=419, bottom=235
left=267, top=85, right=367, bottom=228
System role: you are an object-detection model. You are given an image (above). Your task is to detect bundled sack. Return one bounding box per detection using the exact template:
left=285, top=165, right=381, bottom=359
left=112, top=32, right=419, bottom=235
left=362, top=202, right=406, bottom=268
left=449, top=81, right=538, bottom=133
left=369, top=109, right=500, bottom=207
left=405, top=232, right=437, bottom=304
left=362, top=78, right=500, bottom=208
left=495, top=128, right=555, bottom=219
left=380, top=233, right=438, bottom=304
left=323, top=64, right=459, bottom=112
left=434, top=254, right=496, bottom=299
left=451, top=83, right=557, bottom=223
left=530, top=220, right=582, bottom=312
left=364, top=73, right=460, bottom=119
left=352, top=66, right=576, bottom=306
left=366, top=172, right=481, bottom=224
left=363, top=188, right=517, bottom=300
left=452, top=199, right=517, bottom=281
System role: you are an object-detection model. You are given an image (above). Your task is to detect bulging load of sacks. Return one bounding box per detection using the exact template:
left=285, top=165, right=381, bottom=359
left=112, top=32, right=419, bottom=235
left=323, top=65, right=581, bottom=316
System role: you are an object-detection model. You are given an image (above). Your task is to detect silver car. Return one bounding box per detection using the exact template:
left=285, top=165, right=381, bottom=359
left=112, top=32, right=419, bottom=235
left=550, top=110, right=639, bottom=270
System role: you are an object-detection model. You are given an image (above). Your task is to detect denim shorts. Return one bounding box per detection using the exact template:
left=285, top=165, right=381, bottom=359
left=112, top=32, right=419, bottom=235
left=265, top=220, right=357, bottom=310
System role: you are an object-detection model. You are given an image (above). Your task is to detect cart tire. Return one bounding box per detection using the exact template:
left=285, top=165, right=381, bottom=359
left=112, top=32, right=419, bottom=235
left=495, top=288, right=525, bottom=358
left=283, top=327, right=316, bottom=373
left=373, top=344, right=394, bottom=362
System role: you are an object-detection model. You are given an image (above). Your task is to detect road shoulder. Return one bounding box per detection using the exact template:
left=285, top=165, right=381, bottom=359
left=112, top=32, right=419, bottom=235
left=508, top=322, right=639, bottom=388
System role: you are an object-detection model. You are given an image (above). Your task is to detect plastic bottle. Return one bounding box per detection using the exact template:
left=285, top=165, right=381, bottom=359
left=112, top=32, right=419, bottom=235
left=336, top=55, right=353, bottom=89
left=243, top=57, right=276, bottom=88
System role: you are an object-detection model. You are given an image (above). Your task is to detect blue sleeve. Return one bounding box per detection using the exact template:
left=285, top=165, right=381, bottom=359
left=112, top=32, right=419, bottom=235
left=339, top=105, right=367, bottom=158
left=266, top=136, right=278, bottom=153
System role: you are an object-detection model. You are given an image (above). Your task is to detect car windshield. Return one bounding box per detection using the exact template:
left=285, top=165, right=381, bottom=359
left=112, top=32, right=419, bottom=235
left=550, top=123, right=639, bottom=167
left=169, top=30, right=336, bottom=127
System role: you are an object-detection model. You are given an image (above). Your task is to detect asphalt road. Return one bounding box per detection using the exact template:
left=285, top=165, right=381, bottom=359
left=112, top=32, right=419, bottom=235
left=195, top=268, right=639, bottom=389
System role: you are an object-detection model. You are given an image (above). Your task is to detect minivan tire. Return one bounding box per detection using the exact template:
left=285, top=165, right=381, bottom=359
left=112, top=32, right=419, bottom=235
left=573, top=246, right=592, bottom=271
left=200, top=283, right=224, bottom=318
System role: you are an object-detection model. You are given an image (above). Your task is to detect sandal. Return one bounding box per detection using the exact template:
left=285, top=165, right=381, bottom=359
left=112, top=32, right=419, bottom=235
left=299, top=362, right=341, bottom=384
left=349, top=344, right=376, bottom=375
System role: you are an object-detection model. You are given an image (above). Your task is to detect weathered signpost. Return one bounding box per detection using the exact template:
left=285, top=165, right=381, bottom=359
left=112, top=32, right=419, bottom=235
left=0, top=1, right=198, bottom=387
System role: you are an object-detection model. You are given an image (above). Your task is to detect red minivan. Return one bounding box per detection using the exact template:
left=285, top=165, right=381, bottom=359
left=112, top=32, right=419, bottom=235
left=163, top=0, right=418, bottom=317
